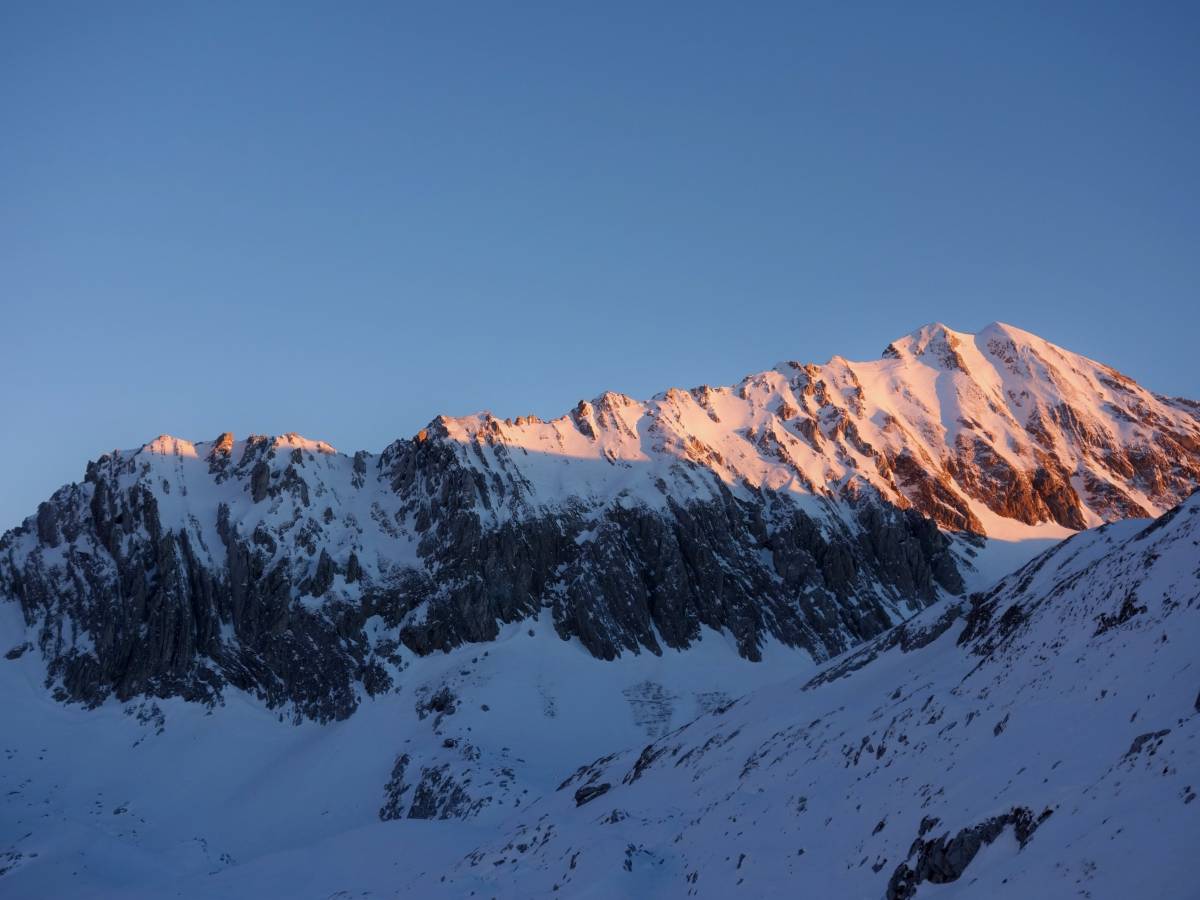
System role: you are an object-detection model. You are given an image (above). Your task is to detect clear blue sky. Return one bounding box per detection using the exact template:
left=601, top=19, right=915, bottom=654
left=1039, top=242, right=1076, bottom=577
left=2, top=1, right=1198, bottom=530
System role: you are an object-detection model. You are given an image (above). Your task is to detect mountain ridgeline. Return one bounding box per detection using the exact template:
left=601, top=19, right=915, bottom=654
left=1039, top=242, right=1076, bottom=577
left=2, top=322, right=1198, bottom=721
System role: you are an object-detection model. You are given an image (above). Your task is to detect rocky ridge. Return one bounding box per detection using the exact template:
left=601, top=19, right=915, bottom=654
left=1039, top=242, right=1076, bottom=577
left=2, top=322, right=1198, bottom=722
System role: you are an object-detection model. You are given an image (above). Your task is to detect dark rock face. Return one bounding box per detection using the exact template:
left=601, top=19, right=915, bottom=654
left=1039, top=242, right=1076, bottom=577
left=1094, top=591, right=1147, bottom=635
left=574, top=783, right=612, bottom=807
left=886, top=806, right=1053, bottom=900
left=1, top=453, right=394, bottom=723
left=948, top=436, right=1088, bottom=530
left=1124, top=730, right=1171, bottom=759
left=378, top=754, right=412, bottom=821
left=250, top=460, right=270, bottom=503
left=308, top=549, right=336, bottom=597
left=0, top=429, right=962, bottom=723
left=888, top=451, right=984, bottom=533
left=406, top=765, right=481, bottom=820
left=378, top=732, right=510, bottom=822
left=379, top=755, right=485, bottom=821
left=416, top=686, right=457, bottom=721
left=35, top=502, right=60, bottom=547
left=392, top=471, right=963, bottom=665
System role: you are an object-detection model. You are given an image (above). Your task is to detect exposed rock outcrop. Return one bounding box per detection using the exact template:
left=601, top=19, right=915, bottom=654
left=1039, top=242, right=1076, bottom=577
left=886, top=806, right=1053, bottom=900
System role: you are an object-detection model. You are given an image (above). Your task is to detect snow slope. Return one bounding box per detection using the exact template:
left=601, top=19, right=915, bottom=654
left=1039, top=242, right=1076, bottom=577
left=2, top=499, right=1197, bottom=897
left=429, top=320, right=1200, bottom=531
left=439, top=492, right=1200, bottom=899
left=0, top=605, right=814, bottom=897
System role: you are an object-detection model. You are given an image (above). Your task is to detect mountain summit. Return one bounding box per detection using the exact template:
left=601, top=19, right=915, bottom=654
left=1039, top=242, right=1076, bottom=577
left=432, top=319, right=1199, bottom=535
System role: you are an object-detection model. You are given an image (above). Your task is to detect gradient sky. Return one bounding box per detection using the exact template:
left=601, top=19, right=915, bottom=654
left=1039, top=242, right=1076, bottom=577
left=2, top=1, right=1198, bottom=530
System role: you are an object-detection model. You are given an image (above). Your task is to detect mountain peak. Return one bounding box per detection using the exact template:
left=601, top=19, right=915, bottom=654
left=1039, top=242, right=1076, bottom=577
left=271, top=432, right=337, bottom=455
left=139, top=434, right=198, bottom=458
left=882, top=322, right=971, bottom=368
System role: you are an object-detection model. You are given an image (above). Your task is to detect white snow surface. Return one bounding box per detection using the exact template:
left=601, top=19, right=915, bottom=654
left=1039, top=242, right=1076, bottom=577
left=425, top=320, right=1199, bottom=529
left=2, top=493, right=1197, bottom=897
left=0, top=607, right=812, bottom=897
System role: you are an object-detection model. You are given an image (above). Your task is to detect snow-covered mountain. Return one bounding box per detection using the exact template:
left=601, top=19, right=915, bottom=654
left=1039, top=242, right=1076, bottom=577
left=1, top=322, right=1198, bottom=897
left=442, top=489, right=1200, bottom=899
left=2, top=322, right=1197, bottom=724
left=2, top=446, right=1197, bottom=898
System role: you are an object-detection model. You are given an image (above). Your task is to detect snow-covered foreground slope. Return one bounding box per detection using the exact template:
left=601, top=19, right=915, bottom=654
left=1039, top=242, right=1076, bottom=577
left=435, top=492, right=1200, bottom=899
left=2, top=498, right=1197, bottom=898
left=0, top=605, right=814, bottom=897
